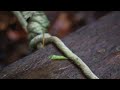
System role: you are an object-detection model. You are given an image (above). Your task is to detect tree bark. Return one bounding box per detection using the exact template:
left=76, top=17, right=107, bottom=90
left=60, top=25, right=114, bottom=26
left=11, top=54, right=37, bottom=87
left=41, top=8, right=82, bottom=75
left=0, top=11, right=120, bottom=79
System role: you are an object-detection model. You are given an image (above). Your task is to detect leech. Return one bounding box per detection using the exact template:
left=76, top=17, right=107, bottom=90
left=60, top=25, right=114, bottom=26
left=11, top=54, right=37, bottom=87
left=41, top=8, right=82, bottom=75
left=48, top=55, right=68, bottom=60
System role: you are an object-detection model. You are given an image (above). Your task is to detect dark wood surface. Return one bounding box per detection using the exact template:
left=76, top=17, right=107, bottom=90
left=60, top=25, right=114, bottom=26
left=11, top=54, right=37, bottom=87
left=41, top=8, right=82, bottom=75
left=0, top=11, right=120, bottom=79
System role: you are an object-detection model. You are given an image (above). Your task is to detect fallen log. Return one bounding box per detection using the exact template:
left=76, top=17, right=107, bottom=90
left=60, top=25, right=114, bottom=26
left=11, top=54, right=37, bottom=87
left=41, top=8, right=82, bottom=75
left=0, top=11, right=120, bottom=79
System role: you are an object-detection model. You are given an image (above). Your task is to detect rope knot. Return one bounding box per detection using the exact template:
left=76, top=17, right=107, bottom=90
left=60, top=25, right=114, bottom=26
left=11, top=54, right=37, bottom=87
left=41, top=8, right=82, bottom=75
left=21, top=11, right=50, bottom=48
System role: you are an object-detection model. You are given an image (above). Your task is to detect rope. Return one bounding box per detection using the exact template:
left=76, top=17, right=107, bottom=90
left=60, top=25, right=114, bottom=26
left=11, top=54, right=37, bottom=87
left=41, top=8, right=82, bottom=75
left=22, top=11, right=50, bottom=48
left=12, top=11, right=99, bottom=79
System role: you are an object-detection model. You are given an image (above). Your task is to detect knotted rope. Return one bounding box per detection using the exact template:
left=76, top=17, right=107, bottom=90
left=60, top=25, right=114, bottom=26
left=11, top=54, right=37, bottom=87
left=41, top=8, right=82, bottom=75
left=12, top=11, right=99, bottom=79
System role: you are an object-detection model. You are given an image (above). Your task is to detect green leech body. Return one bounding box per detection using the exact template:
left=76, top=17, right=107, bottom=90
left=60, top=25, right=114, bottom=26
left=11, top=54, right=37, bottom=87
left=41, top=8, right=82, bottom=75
left=48, top=55, right=68, bottom=60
